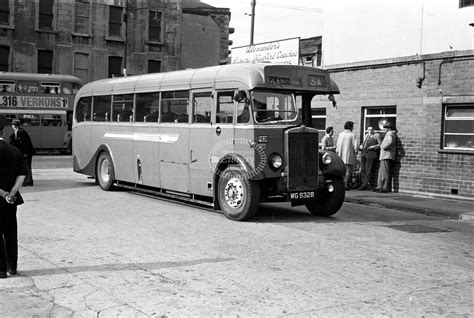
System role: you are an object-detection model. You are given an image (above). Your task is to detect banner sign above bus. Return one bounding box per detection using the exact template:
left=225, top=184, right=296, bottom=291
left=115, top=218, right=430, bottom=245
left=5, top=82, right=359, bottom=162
left=0, top=95, right=68, bottom=108
left=231, top=37, right=300, bottom=65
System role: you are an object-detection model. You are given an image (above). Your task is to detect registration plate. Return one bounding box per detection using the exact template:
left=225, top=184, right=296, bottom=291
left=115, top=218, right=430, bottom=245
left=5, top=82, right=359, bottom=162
left=289, top=191, right=316, bottom=201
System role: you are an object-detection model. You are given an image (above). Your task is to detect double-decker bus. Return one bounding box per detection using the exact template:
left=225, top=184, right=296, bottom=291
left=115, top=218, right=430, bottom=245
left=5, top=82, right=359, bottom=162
left=72, top=64, right=346, bottom=221
left=0, top=72, right=83, bottom=153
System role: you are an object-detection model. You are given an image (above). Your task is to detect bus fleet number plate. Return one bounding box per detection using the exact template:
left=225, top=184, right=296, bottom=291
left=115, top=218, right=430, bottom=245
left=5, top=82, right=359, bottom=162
left=290, top=191, right=316, bottom=201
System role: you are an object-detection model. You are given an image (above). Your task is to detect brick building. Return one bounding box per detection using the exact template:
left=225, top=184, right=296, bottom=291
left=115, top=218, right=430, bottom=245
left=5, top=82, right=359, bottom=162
left=0, top=0, right=231, bottom=83
left=313, top=1, right=474, bottom=199
left=313, top=50, right=474, bottom=199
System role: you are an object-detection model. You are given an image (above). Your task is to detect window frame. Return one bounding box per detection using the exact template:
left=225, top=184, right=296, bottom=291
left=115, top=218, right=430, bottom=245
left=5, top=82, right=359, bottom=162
left=73, top=0, right=92, bottom=36
left=0, top=0, right=14, bottom=28
left=441, top=103, right=474, bottom=152
left=73, top=52, right=89, bottom=83
left=0, top=46, right=10, bottom=71
left=36, top=0, right=57, bottom=32
left=38, top=49, right=54, bottom=74
left=108, top=56, right=123, bottom=78
left=362, top=105, right=397, bottom=135
left=107, top=5, right=124, bottom=40
left=147, top=9, right=164, bottom=44
left=148, top=59, right=162, bottom=73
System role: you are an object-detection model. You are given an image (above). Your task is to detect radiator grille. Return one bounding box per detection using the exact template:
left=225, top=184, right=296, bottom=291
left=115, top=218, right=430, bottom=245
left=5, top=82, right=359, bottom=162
left=287, top=131, right=318, bottom=191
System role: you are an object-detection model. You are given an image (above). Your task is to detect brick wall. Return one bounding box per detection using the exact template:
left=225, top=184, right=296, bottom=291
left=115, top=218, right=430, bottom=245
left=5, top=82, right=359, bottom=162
left=315, top=50, right=474, bottom=199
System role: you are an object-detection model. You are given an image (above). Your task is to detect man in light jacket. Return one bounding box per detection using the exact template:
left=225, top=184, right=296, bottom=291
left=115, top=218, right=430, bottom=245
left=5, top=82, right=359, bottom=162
left=336, top=121, right=358, bottom=190
left=374, top=121, right=397, bottom=193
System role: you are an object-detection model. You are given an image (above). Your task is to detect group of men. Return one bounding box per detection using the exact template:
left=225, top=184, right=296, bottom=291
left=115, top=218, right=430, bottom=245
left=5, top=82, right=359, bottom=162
left=321, top=120, right=397, bottom=193
left=0, top=116, right=34, bottom=279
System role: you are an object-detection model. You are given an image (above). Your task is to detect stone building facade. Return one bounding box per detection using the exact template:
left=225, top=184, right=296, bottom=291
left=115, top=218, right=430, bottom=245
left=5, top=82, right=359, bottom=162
left=314, top=50, right=474, bottom=199
left=0, top=0, right=231, bottom=83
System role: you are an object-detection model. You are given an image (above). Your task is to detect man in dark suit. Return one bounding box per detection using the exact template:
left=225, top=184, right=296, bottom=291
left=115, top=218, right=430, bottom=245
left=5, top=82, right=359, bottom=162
left=10, top=119, right=35, bottom=186
left=358, top=126, right=382, bottom=190
left=0, top=115, right=28, bottom=278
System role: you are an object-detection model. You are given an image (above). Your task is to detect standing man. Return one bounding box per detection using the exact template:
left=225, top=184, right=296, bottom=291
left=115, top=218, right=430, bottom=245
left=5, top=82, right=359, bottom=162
left=375, top=121, right=397, bottom=193
left=0, top=115, right=27, bottom=279
left=358, top=127, right=382, bottom=190
left=321, top=126, right=336, bottom=152
left=10, top=119, right=35, bottom=186
left=336, top=121, right=358, bottom=190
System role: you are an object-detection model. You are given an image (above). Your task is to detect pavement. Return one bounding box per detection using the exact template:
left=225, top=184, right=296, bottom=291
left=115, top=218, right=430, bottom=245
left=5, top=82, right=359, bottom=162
left=344, top=188, right=474, bottom=221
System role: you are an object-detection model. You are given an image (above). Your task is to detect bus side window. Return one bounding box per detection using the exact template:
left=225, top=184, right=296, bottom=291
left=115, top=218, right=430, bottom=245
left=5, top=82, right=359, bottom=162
left=192, top=92, right=212, bottom=124
left=216, top=92, right=234, bottom=124
left=75, top=97, right=92, bottom=122
left=0, top=81, right=15, bottom=92
left=161, top=91, right=188, bottom=123
left=136, top=92, right=160, bottom=122
left=62, top=83, right=72, bottom=94
left=93, top=95, right=111, bottom=122
left=112, top=94, right=133, bottom=122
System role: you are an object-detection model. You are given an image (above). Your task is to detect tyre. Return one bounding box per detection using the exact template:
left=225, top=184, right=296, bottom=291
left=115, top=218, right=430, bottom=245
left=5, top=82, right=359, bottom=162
left=96, top=151, right=115, bottom=191
left=305, top=178, right=345, bottom=217
left=217, top=166, right=260, bottom=221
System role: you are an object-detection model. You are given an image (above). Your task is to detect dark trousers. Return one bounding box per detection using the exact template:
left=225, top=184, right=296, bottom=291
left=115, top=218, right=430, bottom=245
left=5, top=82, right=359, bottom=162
left=24, top=155, right=33, bottom=186
left=377, top=159, right=394, bottom=191
left=0, top=205, right=18, bottom=272
left=360, top=151, right=378, bottom=187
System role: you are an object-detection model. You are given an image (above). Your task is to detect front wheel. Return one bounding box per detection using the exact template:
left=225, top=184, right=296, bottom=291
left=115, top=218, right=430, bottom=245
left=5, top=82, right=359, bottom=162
left=96, top=152, right=115, bottom=191
left=305, top=178, right=345, bottom=217
left=217, top=166, right=260, bottom=221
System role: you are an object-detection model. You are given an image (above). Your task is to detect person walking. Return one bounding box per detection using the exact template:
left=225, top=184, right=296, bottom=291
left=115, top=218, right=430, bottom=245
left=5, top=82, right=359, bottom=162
left=0, top=115, right=28, bottom=279
left=321, top=126, right=336, bottom=152
left=374, top=121, right=397, bottom=193
left=9, top=119, right=35, bottom=186
left=336, top=121, right=358, bottom=190
left=358, top=127, right=382, bottom=190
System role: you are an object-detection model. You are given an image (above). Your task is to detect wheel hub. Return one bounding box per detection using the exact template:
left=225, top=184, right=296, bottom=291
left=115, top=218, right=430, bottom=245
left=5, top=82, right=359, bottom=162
left=100, top=159, right=110, bottom=183
left=224, top=177, right=244, bottom=208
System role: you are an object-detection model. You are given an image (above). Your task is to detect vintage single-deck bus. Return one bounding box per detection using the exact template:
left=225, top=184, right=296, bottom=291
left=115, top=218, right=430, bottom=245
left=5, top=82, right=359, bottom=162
left=72, top=64, right=346, bottom=221
left=0, top=72, right=83, bottom=153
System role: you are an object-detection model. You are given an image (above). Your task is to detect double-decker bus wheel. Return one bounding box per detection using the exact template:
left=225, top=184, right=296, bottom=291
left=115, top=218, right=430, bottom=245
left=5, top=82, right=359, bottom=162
left=305, top=178, right=345, bottom=217
left=218, top=166, right=260, bottom=221
left=96, top=152, right=115, bottom=191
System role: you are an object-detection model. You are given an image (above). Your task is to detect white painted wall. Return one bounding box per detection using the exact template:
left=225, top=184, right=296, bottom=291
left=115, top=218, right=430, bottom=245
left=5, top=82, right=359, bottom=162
left=322, top=0, right=474, bottom=65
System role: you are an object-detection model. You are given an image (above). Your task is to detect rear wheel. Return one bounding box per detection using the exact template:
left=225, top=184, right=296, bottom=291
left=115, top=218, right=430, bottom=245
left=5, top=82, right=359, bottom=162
left=217, top=166, right=260, bottom=221
left=96, top=152, right=115, bottom=191
left=305, top=178, right=345, bottom=217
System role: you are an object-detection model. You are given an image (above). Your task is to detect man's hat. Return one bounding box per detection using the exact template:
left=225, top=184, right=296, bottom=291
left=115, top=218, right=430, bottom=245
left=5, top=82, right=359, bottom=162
left=383, top=121, right=393, bottom=128
left=0, top=115, right=5, bottom=130
left=12, top=119, right=21, bottom=126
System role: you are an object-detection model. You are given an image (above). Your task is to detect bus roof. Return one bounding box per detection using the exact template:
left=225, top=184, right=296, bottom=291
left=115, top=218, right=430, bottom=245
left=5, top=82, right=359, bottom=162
left=76, top=64, right=340, bottom=98
left=0, top=72, right=83, bottom=84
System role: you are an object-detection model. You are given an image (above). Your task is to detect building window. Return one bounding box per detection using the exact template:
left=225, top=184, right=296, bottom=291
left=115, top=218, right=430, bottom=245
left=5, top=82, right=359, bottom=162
left=0, top=0, right=10, bottom=25
left=74, top=0, right=90, bottom=34
left=0, top=46, right=9, bottom=71
left=443, top=104, right=474, bottom=151
left=74, top=52, right=89, bottom=83
left=39, top=0, right=54, bottom=30
left=362, top=106, right=397, bottom=134
left=459, top=0, right=474, bottom=8
left=108, top=56, right=122, bottom=78
left=148, top=60, right=161, bottom=73
left=108, top=6, right=123, bottom=38
left=148, top=10, right=163, bottom=42
left=38, top=50, right=53, bottom=73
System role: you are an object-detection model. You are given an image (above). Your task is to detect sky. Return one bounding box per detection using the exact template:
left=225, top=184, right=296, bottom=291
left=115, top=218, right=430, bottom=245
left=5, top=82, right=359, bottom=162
left=201, top=0, right=325, bottom=48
